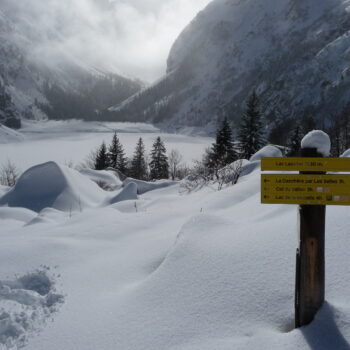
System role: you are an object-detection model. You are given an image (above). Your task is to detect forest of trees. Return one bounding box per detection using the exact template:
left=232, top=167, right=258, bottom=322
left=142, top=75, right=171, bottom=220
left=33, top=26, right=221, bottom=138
left=3, top=90, right=350, bottom=189
left=92, top=133, right=172, bottom=181
left=88, top=91, right=350, bottom=185
left=0, top=82, right=21, bottom=129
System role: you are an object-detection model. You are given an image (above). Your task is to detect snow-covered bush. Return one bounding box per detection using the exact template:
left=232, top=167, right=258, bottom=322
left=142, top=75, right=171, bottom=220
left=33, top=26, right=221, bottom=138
left=180, top=160, right=213, bottom=193
left=0, top=160, right=20, bottom=187
left=216, top=159, right=244, bottom=191
left=181, top=159, right=244, bottom=193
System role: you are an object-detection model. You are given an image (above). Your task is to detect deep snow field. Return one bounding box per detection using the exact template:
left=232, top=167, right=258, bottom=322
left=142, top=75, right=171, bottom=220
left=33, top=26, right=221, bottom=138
left=0, top=120, right=213, bottom=171
left=0, top=146, right=350, bottom=349
left=1, top=125, right=350, bottom=349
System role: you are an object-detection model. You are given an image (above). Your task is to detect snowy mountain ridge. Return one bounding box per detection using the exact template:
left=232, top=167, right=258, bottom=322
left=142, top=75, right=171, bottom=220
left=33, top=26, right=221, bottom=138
left=109, top=0, right=350, bottom=132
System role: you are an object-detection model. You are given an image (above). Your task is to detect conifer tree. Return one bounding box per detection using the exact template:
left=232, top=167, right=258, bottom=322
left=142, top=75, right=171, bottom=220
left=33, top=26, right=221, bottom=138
left=95, top=141, right=108, bottom=170
left=301, top=115, right=317, bottom=135
left=149, top=137, right=169, bottom=180
left=238, top=92, right=265, bottom=159
left=130, top=138, right=148, bottom=180
left=287, top=124, right=302, bottom=156
left=206, top=117, right=237, bottom=176
left=108, top=132, right=127, bottom=174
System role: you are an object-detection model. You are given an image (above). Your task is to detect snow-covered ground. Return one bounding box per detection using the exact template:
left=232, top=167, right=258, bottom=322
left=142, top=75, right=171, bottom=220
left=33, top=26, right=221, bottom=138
left=0, top=125, right=24, bottom=144
left=1, top=151, right=350, bottom=349
left=0, top=120, right=213, bottom=171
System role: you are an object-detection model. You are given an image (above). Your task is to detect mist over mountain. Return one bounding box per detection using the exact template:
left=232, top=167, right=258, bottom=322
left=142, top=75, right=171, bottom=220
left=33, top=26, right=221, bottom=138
left=0, top=1, right=143, bottom=124
left=109, top=0, right=350, bottom=133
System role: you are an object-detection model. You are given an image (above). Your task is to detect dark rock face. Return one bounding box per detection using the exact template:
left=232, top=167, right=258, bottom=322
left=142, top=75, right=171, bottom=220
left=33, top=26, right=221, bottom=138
left=110, top=0, right=350, bottom=132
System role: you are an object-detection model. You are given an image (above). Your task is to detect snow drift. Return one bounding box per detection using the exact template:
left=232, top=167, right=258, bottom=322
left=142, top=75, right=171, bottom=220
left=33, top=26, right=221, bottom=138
left=250, top=145, right=283, bottom=162
left=108, top=182, right=138, bottom=205
left=0, top=162, right=105, bottom=212
left=79, top=168, right=123, bottom=191
left=0, top=125, right=24, bottom=144
left=1, top=142, right=350, bottom=349
left=341, top=149, right=350, bottom=158
left=123, top=178, right=177, bottom=195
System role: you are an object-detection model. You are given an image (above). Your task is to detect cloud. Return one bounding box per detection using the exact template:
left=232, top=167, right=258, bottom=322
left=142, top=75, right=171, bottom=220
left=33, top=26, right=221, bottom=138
left=3, top=0, right=211, bottom=82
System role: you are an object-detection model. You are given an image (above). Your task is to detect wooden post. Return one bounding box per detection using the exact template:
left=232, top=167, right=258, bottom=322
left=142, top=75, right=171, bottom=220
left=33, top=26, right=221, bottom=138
left=295, top=147, right=326, bottom=328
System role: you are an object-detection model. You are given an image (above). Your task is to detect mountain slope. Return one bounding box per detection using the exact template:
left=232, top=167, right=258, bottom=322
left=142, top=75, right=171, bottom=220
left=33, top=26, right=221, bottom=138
left=0, top=3, right=142, bottom=124
left=109, top=0, right=350, bottom=132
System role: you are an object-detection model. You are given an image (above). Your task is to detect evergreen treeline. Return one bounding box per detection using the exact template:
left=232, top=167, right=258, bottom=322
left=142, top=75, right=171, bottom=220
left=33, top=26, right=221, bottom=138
left=93, top=133, right=170, bottom=181
left=0, top=82, right=21, bottom=129
left=90, top=91, right=350, bottom=184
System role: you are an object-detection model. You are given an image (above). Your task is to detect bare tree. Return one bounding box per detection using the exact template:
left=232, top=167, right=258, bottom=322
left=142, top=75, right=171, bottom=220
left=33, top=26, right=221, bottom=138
left=177, top=164, right=190, bottom=180
left=180, top=159, right=213, bottom=193
left=180, top=158, right=244, bottom=193
left=169, top=149, right=183, bottom=180
left=78, top=148, right=99, bottom=170
left=0, top=160, right=20, bottom=187
left=216, top=159, right=244, bottom=191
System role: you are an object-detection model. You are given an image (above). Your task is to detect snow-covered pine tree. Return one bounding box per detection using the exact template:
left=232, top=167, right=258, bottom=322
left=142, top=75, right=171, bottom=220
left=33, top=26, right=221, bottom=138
left=301, top=115, right=317, bottom=135
left=130, top=137, right=148, bottom=180
left=149, top=137, right=169, bottom=180
left=206, top=117, right=236, bottom=175
left=287, top=124, right=302, bottom=156
left=95, top=142, right=108, bottom=170
left=238, top=92, right=265, bottom=159
left=0, top=82, right=21, bottom=129
left=108, top=132, right=127, bottom=174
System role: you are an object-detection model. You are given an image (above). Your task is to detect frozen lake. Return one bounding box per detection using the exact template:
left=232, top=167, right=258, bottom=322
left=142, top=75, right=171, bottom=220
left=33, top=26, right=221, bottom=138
left=0, top=120, right=213, bottom=171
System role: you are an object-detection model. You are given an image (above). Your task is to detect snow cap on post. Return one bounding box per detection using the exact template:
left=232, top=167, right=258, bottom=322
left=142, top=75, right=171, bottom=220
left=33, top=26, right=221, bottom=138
left=301, top=130, right=331, bottom=157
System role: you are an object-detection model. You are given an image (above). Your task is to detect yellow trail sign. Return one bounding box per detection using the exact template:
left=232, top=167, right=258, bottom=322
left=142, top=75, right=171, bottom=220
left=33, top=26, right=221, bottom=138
left=261, top=157, right=350, bottom=172
left=261, top=174, right=350, bottom=205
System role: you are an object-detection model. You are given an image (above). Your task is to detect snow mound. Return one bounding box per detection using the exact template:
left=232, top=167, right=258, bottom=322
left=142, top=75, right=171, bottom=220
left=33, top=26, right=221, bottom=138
left=79, top=168, right=123, bottom=191
left=0, top=162, right=106, bottom=212
left=250, top=146, right=283, bottom=162
left=340, top=149, right=350, bottom=158
left=0, top=186, right=9, bottom=198
left=123, top=178, right=177, bottom=195
left=0, top=269, right=63, bottom=350
left=109, top=182, right=138, bottom=205
left=240, top=160, right=261, bottom=177
left=301, top=130, right=331, bottom=156
left=0, top=125, right=24, bottom=144
left=26, top=208, right=67, bottom=227
left=105, top=168, right=127, bottom=181
left=0, top=207, right=36, bottom=224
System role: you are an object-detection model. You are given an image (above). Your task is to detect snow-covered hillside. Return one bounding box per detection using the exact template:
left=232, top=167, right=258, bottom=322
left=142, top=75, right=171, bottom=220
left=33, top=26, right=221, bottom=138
left=0, top=125, right=24, bottom=143
left=1, top=150, right=350, bottom=349
left=110, top=0, right=350, bottom=131
left=0, top=2, right=142, bottom=123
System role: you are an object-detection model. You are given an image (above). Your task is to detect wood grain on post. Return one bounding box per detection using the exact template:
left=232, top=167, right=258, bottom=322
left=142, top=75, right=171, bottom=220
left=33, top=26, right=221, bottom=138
left=295, top=147, right=326, bottom=328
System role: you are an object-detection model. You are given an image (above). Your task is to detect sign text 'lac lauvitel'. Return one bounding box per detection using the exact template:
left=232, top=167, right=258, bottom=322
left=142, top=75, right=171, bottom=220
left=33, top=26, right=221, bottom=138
left=261, top=157, right=350, bottom=172
left=262, top=174, right=350, bottom=205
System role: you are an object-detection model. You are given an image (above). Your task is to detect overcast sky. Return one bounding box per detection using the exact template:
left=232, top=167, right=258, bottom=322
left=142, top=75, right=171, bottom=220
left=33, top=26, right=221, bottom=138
left=5, top=0, right=211, bottom=82
left=106, top=0, right=212, bottom=81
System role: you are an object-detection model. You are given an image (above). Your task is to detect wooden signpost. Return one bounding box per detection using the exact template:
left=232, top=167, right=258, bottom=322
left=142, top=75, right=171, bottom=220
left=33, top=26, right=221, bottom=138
left=261, top=149, right=350, bottom=328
